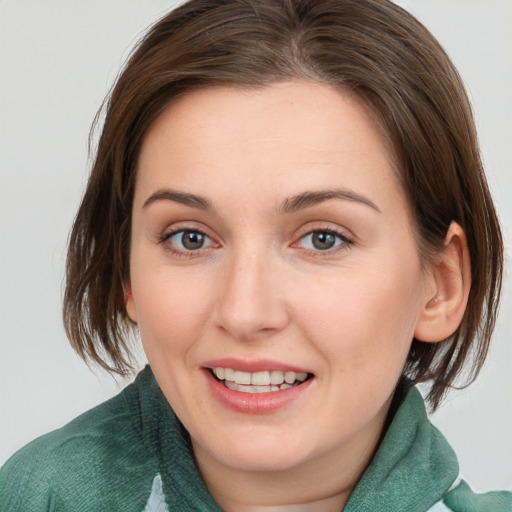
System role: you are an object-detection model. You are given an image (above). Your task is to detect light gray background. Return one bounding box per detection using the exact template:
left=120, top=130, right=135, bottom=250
left=1, top=0, right=511, bottom=490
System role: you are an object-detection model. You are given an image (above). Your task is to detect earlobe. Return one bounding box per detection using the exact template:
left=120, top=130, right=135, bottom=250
left=414, top=222, right=471, bottom=343
left=124, top=281, right=138, bottom=323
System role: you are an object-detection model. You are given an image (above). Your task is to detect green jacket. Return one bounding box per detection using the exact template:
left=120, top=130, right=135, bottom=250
left=1, top=366, right=511, bottom=511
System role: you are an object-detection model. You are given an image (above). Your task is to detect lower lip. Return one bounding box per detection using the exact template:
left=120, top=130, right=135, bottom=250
left=203, top=369, right=313, bottom=414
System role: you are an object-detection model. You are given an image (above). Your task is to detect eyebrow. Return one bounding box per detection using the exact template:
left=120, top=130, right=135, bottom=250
left=280, top=188, right=381, bottom=214
left=142, top=187, right=381, bottom=214
left=142, top=189, right=214, bottom=211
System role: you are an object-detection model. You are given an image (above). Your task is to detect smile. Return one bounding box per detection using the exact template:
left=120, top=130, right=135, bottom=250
left=203, top=362, right=315, bottom=413
left=211, top=367, right=310, bottom=394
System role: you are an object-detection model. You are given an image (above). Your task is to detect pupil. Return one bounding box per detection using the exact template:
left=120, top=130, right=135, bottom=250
left=182, top=231, right=204, bottom=250
left=312, top=232, right=335, bottom=250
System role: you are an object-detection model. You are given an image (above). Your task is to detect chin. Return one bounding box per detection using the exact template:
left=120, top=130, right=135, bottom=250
left=194, top=430, right=313, bottom=473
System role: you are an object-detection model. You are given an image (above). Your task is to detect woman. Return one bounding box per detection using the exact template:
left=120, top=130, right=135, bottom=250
left=1, top=0, right=510, bottom=510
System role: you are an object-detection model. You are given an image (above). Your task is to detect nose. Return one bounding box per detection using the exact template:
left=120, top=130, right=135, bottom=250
left=214, top=247, right=290, bottom=342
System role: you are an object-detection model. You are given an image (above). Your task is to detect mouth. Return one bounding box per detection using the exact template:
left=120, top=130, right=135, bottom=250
left=208, top=367, right=313, bottom=394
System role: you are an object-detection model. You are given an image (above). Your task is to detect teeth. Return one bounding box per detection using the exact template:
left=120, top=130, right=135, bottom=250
left=270, top=370, right=285, bottom=385
left=212, top=367, right=310, bottom=392
left=284, top=371, right=296, bottom=384
left=251, top=371, right=270, bottom=385
left=234, top=370, right=252, bottom=385
left=224, top=380, right=299, bottom=394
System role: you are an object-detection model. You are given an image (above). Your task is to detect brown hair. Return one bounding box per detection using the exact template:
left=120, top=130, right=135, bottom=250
left=64, top=0, right=503, bottom=410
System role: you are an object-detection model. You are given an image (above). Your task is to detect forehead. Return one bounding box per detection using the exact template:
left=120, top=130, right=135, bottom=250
left=135, top=81, right=405, bottom=216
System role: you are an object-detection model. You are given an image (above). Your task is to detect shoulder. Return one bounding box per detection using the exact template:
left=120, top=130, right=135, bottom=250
left=434, top=479, right=512, bottom=512
left=397, top=387, right=512, bottom=512
left=351, top=385, right=512, bottom=512
left=0, top=372, right=160, bottom=511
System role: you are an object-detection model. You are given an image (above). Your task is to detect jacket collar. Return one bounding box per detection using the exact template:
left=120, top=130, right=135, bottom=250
left=344, top=386, right=459, bottom=512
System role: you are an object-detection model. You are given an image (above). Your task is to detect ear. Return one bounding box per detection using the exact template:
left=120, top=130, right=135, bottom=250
left=124, top=281, right=138, bottom=323
left=414, top=222, right=471, bottom=343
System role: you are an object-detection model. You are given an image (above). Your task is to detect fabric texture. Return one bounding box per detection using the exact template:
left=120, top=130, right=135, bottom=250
left=1, top=366, right=510, bottom=511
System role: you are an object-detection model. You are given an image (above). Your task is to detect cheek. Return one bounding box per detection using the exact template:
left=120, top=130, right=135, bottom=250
left=293, top=258, right=424, bottom=375
left=131, top=267, right=217, bottom=358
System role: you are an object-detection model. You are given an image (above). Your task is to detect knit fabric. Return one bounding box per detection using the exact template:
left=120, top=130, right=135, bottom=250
left=1, top=366, right=511, bottom=511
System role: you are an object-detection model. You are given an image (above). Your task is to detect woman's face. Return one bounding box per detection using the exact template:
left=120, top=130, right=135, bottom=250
left=127, top=82, right=435, bottom=475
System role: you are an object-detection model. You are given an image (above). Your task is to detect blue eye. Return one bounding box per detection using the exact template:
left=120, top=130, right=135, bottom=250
left=167, top=230, right=214, bottom=251
left=299, top=230, right=347, bottom=251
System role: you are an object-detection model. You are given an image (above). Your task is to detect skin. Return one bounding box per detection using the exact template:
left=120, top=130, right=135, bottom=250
left=126, top=81, right=468, bottom=511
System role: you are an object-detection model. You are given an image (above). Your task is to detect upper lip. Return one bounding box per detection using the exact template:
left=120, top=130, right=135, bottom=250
left=201, top=358, right=313, bottom=374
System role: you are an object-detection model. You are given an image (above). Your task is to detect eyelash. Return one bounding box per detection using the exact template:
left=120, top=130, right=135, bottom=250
left=158, top=226, right=216, bottom=258
left=294, top=228, right=353, bottom=257
left=158, top=226, right=353, bottom=258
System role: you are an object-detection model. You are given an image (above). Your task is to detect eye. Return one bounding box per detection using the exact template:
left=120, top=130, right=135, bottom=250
left=165, top=229, right=215, bottom=252
left=298, top=230, right=350, bottom=252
